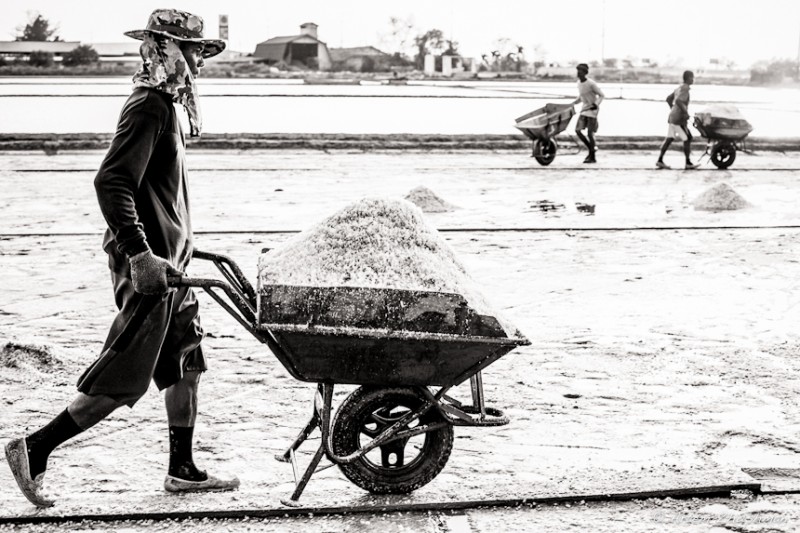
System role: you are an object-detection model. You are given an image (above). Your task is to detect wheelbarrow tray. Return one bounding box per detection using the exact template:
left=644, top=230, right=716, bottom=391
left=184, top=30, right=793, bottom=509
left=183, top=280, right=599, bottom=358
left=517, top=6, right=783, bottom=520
left=257, top=284, right=507, bottom=338
left=514, top=103, right=575, bottom=141
left=260, top=323, right=528, bottom=387
left=694, top=106, right=753, bottom=141
left=694, top=118, right=752, bottom=141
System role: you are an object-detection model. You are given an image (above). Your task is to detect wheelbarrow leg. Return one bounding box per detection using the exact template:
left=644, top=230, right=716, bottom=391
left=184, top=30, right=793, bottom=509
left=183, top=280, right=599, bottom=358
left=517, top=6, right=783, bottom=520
left=470, top=371, right=487, bottom=420
left=275, top=409, right=320, bottom=463
left=279, top=383, right=335, bottom=506
left=281, top=443, right=326, bottom=506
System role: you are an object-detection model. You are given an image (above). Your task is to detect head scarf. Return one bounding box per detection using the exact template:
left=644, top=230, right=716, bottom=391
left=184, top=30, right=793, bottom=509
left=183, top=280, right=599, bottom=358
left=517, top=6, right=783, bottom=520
left=132, top=34, right=202, bottom=137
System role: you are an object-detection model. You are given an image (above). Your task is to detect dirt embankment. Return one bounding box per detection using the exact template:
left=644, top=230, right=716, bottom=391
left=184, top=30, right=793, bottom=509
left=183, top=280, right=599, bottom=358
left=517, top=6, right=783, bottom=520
left=1, top=133, right=799, bottom=152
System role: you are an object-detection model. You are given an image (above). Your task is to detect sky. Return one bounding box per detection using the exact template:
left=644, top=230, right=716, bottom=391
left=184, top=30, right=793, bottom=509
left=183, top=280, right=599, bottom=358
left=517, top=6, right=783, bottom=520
left=2, top=0, right=800, bottom=67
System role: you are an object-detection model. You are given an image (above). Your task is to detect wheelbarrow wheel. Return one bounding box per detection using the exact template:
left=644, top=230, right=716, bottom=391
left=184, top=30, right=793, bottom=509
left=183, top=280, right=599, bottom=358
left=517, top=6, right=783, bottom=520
left=533, top=138, right=557, bottom=166
left=331, top=386, right=453, bottom=494
left=710, top=141, right=736, bottom=169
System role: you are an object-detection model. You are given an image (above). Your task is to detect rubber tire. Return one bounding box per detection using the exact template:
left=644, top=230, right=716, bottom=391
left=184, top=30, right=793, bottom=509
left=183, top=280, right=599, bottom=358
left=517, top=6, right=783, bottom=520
left=710, top=141, right=736, bottom=169
left=331, top=386, right=454, bottom=494
left=533, top=138, right=557, bottom=166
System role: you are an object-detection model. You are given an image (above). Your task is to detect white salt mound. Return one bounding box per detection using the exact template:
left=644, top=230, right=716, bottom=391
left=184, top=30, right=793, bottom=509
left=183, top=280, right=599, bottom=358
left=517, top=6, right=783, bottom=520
left=693, top=183, right=749, bottom=211
left=257, top=197, right=522, bottom=338
left=404, top=186, right=458, bottom=213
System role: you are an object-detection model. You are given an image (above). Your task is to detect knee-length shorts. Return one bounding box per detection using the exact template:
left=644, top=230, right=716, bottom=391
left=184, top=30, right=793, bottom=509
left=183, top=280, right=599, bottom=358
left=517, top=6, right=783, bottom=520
left=667, top=123, right=692, bottom=142
left=76, top=272, right=206, bottom=407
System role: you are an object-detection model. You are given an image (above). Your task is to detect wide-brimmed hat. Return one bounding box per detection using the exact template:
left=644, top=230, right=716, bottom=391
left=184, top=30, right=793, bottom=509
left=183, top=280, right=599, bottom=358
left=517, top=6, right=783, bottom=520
left=125, top=8, right=225, bottom=58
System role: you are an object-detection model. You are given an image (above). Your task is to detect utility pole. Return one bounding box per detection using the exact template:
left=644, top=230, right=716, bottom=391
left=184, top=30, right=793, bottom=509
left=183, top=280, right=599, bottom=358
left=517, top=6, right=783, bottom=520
left=601, top=0, right=606, bottom=63
left=797, top=13, right=800, bottom=78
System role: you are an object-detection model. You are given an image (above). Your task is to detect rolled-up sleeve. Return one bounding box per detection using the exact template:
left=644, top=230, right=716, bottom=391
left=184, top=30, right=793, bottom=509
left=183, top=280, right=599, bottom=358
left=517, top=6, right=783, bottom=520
left=94, top=99, right=163, bottom=257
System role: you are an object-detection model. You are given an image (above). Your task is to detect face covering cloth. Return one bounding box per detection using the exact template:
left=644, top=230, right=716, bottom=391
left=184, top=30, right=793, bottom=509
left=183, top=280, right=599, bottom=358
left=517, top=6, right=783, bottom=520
left=132, top=34, right=202, bottom=137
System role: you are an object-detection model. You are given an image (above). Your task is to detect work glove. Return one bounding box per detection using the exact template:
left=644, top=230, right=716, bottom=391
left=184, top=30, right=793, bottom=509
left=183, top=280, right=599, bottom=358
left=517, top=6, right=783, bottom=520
left=129, top=250, right=183, bottom=295
left=588, top=104, right=598, bottom=111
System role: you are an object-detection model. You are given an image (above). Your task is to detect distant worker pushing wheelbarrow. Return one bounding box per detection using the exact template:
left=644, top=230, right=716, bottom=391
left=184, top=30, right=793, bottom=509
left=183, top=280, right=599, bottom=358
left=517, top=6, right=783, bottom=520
left=656, top=70, right=701, bottom=170
left=514, top=63, right=604, bottom=166
left=571, top=63, right=605, bottom=164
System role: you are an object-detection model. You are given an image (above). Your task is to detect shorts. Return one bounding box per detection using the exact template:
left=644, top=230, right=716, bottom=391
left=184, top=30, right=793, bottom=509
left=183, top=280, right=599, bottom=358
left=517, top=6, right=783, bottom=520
left=576, top=115, right=598, bottom=133
left=667, top=123, right=692, bottom=142
left=76, top=271, right=206, bottom=407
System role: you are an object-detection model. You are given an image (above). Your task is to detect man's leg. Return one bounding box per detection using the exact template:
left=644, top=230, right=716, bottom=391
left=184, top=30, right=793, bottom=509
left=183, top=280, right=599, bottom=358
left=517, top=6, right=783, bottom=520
left=657, top=138, right=673, bottom=163
left=5, top=392, right=122, bottom=508
left=165, top=370, right=204, bottom=481
left=28, top=393, right=123, bottom=478
left=575, top=127, right=591, bottom=151
left=162, top=370, right=239, bottom=492
left=69, top=393, right=125, bottom=429
left=165, top=370, right=201, bottom=426
left=585, top=128, right=597, bottom=162
left=8, top=271, right=171, bottom=507
left=683, top=129, right=699, bottom=169
left=576, top=127, right=595, bottom=163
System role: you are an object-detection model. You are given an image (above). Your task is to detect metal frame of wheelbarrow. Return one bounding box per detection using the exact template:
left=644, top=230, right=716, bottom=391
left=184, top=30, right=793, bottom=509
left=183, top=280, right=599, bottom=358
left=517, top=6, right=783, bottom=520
left=169, top=250, right=512, bottom=505
left=692, top=115, right=753, bottom=169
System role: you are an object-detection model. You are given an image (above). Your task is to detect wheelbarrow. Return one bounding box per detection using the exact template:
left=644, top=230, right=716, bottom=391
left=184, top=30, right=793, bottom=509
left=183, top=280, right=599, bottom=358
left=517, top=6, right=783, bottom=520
left=169, top=250, right=530, bottom=505
left=693, top=105, right=753, bottom=169
left=514, top=103, right=576, bottom=166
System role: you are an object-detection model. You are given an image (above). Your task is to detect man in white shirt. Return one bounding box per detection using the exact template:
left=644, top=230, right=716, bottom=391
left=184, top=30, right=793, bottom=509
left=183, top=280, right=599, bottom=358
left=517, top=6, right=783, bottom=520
left=571, top=63, right=605, bottom=164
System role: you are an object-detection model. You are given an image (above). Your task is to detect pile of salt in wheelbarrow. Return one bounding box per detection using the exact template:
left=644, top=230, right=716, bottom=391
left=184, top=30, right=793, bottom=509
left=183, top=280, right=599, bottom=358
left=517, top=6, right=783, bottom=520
left=253, top=197, right=529, bottom=503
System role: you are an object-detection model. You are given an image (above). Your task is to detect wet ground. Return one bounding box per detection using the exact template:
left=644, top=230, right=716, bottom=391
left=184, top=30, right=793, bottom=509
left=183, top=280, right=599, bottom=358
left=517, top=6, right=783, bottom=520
left=2, top=149, right=800, bottom=531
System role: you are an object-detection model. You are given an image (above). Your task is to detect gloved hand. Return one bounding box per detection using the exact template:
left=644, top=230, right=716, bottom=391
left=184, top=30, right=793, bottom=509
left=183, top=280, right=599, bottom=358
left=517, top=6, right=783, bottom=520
left=588, top=103, right=598, bottom=111
left=129, top=250, right=183, bottom=295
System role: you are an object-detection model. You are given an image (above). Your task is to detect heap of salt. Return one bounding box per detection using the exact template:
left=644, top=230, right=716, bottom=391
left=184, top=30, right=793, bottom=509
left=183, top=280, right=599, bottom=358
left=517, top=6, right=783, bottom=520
left=693, top=183, right=749, bottom=211
left=404, top=186, right=458, bottom=213
left=257, top=197, right=521, bottom=338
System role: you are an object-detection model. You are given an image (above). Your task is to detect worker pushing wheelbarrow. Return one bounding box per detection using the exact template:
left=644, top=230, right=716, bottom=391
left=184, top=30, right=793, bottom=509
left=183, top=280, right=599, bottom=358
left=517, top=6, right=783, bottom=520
left=514, top=103, right=576, bottom=165
left=693, top=105, right=753, bottom=169
left=171, top=199, right=530, bottom=506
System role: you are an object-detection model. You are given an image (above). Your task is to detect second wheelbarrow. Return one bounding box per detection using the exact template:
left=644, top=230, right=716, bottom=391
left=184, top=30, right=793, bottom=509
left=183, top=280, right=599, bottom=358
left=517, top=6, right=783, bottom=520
left=514, top=103, right=576, bottom=165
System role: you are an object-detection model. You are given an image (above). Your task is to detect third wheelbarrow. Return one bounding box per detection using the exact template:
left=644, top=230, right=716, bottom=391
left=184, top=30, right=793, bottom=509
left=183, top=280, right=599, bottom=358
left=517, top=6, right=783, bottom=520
left=693, top=105, right=753, bottom=169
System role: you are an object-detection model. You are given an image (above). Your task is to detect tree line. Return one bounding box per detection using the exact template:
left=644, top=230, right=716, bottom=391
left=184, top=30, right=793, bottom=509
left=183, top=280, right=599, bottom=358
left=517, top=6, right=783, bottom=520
left=1, top=13, right=98, bottom=68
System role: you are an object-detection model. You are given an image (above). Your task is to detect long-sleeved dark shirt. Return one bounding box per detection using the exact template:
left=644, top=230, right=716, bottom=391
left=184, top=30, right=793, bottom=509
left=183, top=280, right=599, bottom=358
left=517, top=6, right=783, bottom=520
left=94, top=87, right=193, bottom=277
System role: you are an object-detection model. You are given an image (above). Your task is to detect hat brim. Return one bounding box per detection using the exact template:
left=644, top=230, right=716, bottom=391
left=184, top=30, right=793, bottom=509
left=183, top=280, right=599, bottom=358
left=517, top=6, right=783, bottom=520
left=124, top=29, right=225, bottom=58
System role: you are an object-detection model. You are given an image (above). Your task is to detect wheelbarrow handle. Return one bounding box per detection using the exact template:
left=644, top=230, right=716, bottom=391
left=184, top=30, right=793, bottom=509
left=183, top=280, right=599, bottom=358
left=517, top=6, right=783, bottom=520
left=167, top=273, right=259, bottom=332
left=167, top=274, right=214, bottom=288
left=167, top=273, right=184, bottom=287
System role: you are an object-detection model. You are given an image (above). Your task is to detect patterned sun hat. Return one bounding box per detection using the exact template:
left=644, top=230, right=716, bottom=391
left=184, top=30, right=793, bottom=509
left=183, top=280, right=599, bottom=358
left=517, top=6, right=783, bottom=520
left=124, top=8, right=226, bottom=58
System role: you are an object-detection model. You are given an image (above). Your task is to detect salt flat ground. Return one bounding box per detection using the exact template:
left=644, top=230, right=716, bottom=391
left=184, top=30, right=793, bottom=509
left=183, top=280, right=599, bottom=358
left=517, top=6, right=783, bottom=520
left=1, top=149, right=800, bottom=531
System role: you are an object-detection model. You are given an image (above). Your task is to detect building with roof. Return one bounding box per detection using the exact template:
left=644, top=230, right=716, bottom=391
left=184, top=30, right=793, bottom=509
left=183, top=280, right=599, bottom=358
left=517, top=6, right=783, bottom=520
left=329, top=46, right=391, bottom=71
left=0, top=41, right=81, bottom=61
left=253, top=22, right=331, bottom=70
left=89, top=42, right=141, bottom=62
